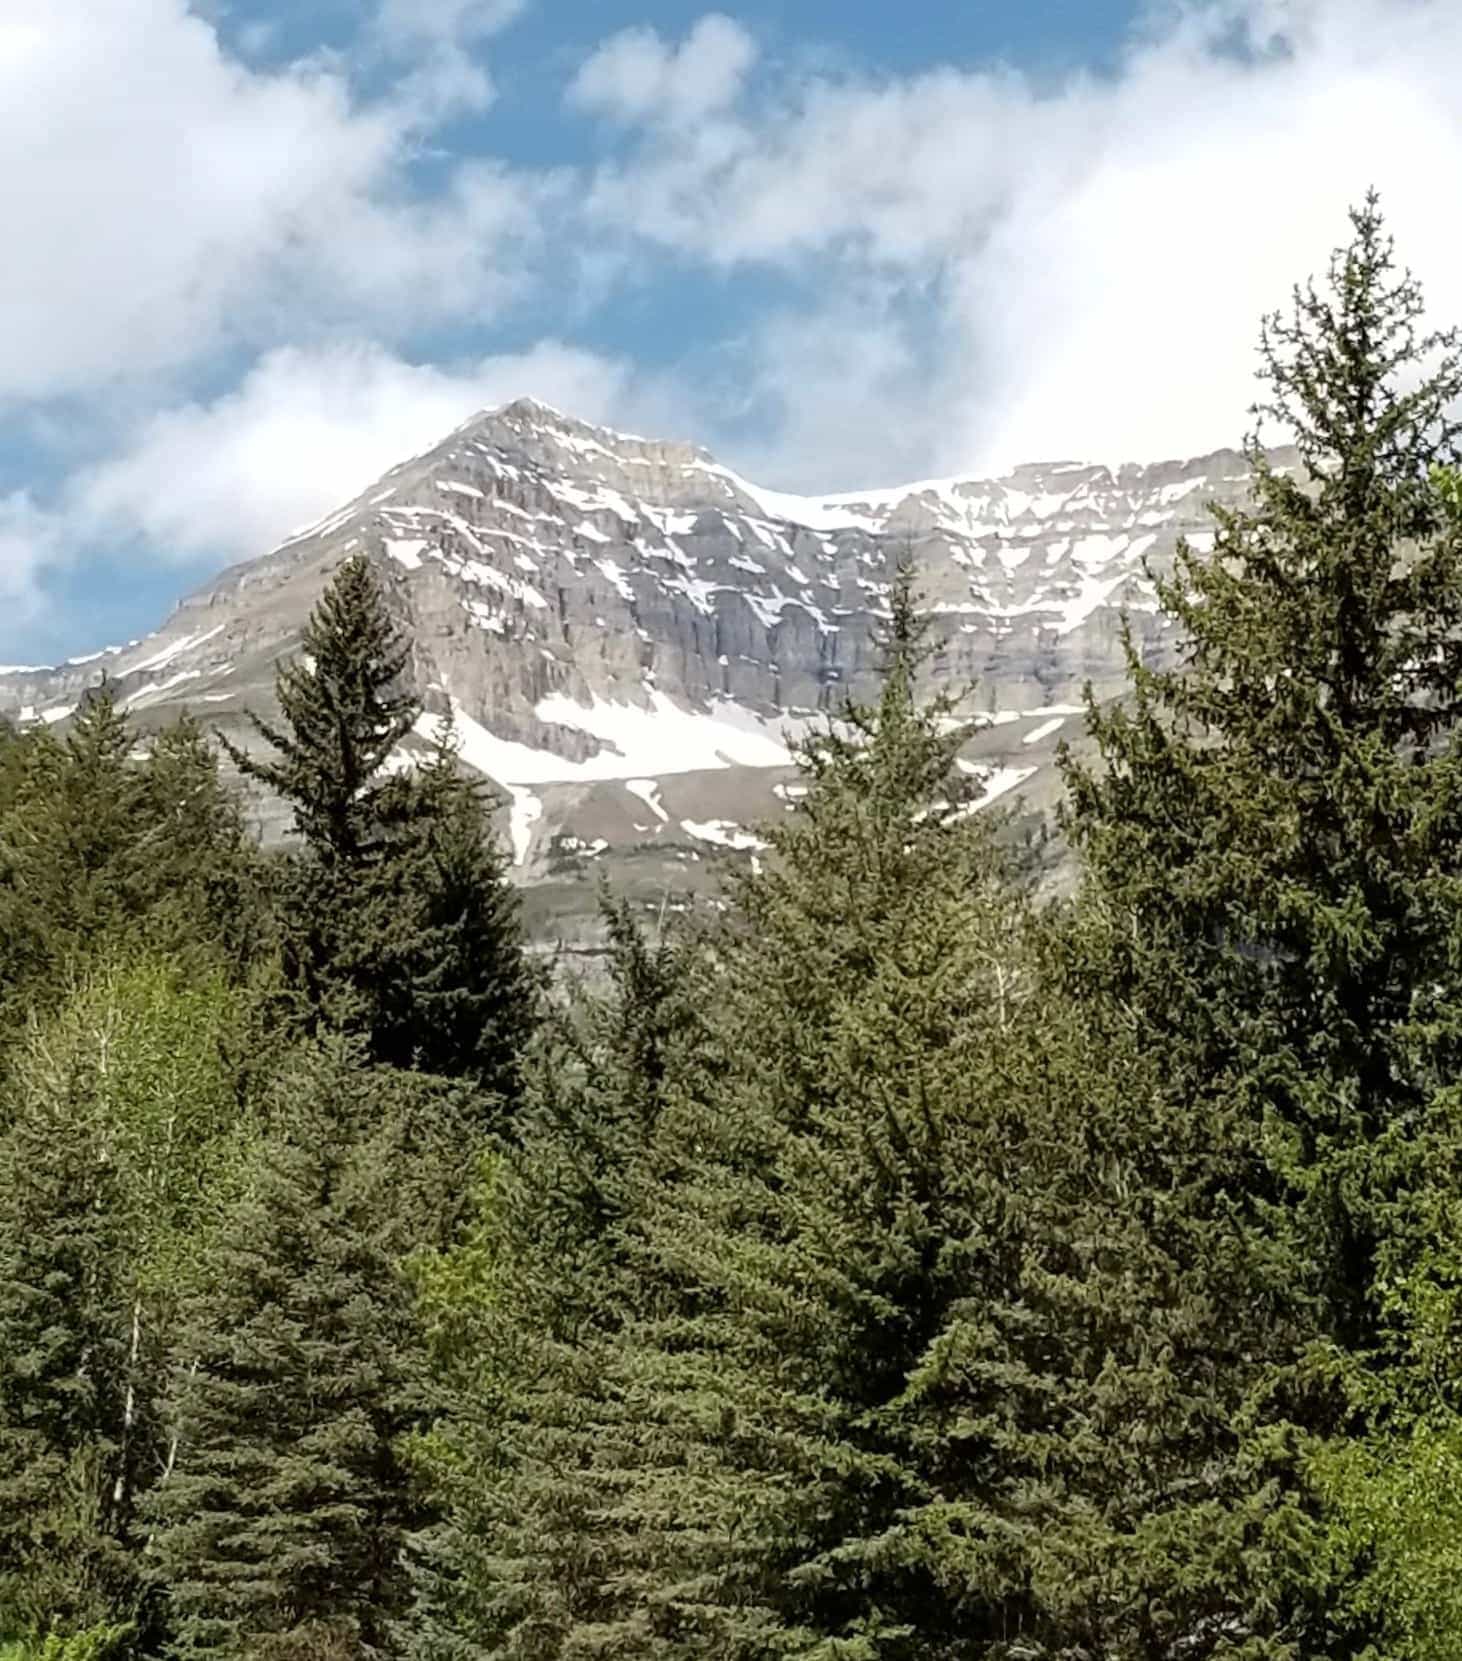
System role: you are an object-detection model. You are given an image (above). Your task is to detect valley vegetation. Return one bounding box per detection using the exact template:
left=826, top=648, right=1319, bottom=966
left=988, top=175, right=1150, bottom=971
left=6, top=197, right=1462, bottom=1660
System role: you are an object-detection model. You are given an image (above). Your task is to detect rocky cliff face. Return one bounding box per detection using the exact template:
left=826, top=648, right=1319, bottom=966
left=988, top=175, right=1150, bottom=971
left=0, top=399, right=1271, bottom=941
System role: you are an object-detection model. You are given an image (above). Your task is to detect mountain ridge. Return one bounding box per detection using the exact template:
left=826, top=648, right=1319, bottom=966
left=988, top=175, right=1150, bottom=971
left=0, top=399, right=1275, bottom=940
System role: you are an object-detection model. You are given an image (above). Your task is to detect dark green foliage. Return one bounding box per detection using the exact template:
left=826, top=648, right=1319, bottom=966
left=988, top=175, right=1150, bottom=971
left=223, top=555, right=415, bottom=867
left=0, top=1055, right=132, bottom=1637
left=229, top=555, right=537, bottom=1095
left=364, top=727, right=541, bottom=1099
left=411, top=580, right=1022, bottom=1658
left=16, top=190, right=1462, bottom=1661
left=0, top=692, right=264, bottom=1043
left=147, top=1047, right=433, bottom=1661
left=1060, top=196, right=1462, bottom=1650
left=0, top=960, right=247, bottom=1643
left=1064, top=194, right=1462, bottom=1325
left=404, top=892, right=687, bottom=1661
left=554, top=580, right=1303, bottom=1660
left=130, top=716, right=264, bottom=981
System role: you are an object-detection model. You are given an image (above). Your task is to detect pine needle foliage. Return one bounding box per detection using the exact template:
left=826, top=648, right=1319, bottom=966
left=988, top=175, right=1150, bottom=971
left=431, top=574, right=1044, bottom=1659
left=227, top=556, right=537, bottom=1094
left=0, top=693, right=263, bottom=1040
left=222, top=555, right=415, bottom=868
left=147, top=1046, right=433, bottom=1661
left=0, top=959, right=247, bottom=1642
left=404, top=893, right=690, bottom=1661
left=1060, top=196, right=1462, bottom=1649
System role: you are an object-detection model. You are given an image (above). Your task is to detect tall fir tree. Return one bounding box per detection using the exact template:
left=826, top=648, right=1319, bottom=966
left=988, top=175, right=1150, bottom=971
left=146, top=1045, right=433, bottom=1661
left=226, top=555, right=536, bottom=1096
left=1060, top=196, right=1462, bottom=1651
left=404, top=892, right=688, bottom=1661
left=428, top=574, right=1330, bottom=1661
left=130, top=713, right=266, bottom=980
left=0, top=958, right=245, bottom=1644
left=0, top=1053, right=132, bottom=1639
left=0, top=687, right=136, bottom=1028
left=224, top=554, right=416, bottom=867
left=0, top=695, right=264, bottom=1044
left=366, top=723, right=540, bottom=1099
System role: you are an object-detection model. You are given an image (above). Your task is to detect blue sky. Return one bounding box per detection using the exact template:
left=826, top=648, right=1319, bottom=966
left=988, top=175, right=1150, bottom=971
left=2, top=0, right=1460, bottom=663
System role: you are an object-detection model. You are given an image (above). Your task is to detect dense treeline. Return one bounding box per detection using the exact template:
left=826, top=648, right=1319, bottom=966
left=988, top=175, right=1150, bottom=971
left=5, top=196, right=1462, bottom=1660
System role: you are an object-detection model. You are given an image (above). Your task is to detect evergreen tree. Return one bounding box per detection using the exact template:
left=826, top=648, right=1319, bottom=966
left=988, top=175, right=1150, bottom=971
left=223, top=555, right=415, bottom=867
left=368, top=724, right=540, bottom=1098
left=0, top=696, right=264, bottom=1043
left=1060, top=196, right=1462, bottom=1649
left=0, top=688, right=136, bottom=1028
left=404, top=894, right=687, bottom=1661
left=0, top=1053, right=132, bottom=1638
left=227, top=555, right=536, bottom=1095
left=0, top=958, right=245, bottom=1642
left=147, top=1046, right=431, bottom=1661
left=131, top=714, right=265, bottom=979
left=420, top=578, right=1022, bottom=1658
left=437, top=576, right=1325, bottom=1661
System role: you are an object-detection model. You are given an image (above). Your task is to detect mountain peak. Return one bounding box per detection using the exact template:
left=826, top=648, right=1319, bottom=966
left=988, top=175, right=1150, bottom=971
left=0, top=400, right=1272, bottom=943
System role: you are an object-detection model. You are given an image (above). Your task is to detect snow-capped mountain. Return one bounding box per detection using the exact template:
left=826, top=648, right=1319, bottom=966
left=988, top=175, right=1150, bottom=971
left=0, top=398, right=1267, bottom=940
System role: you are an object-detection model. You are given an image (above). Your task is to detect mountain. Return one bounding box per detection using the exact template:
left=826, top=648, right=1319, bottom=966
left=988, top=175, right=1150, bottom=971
left=0, top=398, right=1268, bottom=943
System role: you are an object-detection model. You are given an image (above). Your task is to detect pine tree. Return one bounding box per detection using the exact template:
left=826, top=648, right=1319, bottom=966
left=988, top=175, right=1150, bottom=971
left=367, top=724, right=540, bottom=1098
left=0, top=687, right=136, bottom=1027
left=1059, top=196, right=1462, bottom=1650
left=404, top=894, right=687, bottom=1661
left=223, top=555, right=416, bottom=867
left=0, top=957, right=245, bottom=1642
left=0, top=696, right=264, bottom=1044
left=147, top=1046, right=431, bottom=1661
left=0, top=1054, right=131, bottom=1638
left=130, top=714, right=265, bottom=978
left=423, top=577, right=1020, bottom=1658
left=441, top=571, right=1331, bottom=1661
left=228, top=556, right=536, bottom=1096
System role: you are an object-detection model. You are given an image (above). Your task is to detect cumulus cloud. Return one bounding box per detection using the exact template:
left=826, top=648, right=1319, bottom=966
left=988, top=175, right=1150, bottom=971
left=18, top=0, right=1462, bottom=655
left=71, top=340, right=634, bottom=566
left=568, top=14, right=758, bottom=125
left=370, top=0, right=530, bottom=119
left=0, top=495, right=59, bottom=630
left=577, top=0, right=1462, bottom=479
left=0, top=0, right=549, bottom=401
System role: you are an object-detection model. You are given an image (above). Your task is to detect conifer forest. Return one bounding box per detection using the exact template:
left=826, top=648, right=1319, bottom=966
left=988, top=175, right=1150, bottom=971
left=10, top=200, right=1462, bottom=1661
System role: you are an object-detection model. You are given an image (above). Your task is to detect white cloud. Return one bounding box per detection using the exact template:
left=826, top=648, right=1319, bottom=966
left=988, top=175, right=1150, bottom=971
left=370, top=0, right=530, bottom=120
left=568, top=14, right=758, bottom=125
left=72, top=340, right=634, bottom=565
left=576, top=0, right=1462, bottom=478
left=0, top=0, right=549, bottom=402
left=17, top=0, right=1462, bottom=656
left=374, top=0, right=527, bottom=48
left=0, top=495, right=59, bottom=626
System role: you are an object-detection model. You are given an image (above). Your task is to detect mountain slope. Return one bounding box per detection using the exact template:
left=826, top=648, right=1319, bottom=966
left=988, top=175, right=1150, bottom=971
left=0, top=399, right=1267, bottom=941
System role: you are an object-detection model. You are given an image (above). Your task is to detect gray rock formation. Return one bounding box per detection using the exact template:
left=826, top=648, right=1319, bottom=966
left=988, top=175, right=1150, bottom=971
left=0, top=398, right=1271, bottom=942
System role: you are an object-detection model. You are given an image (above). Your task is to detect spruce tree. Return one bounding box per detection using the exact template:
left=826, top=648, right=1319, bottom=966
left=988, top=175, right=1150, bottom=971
left=439, top=574, right=1328, bottom=1661
left=0, top=1055, right=132, bottom=1637
left=228, top=555, right=536, bottom=1096
left=1060, top=196, right=1462, bottom=1650
left=368, top=724, right=540, bottom=1098
left=404, top=894, right=687, bottom=1661
left=0, top=687, right=136, bottom=1026
left=424, top=577, right=1029, bottom=1659
left=130, top=714, right=265, bottom=978
left=223, top=554, right=416, bottom=866
left=147, top=1045, right=430, bottom=1661
left=0, top=696, right=264, bottom=1042
left=0, top=958, right=245, bottom=1642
